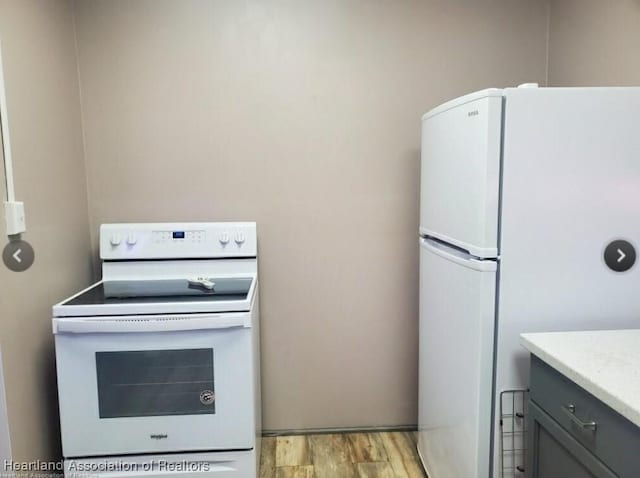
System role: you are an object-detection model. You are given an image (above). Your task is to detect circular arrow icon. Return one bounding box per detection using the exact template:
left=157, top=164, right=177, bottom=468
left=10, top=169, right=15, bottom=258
left=2, top=240, right=35, bottom=272
left=604, top=239, right=636, bottom=273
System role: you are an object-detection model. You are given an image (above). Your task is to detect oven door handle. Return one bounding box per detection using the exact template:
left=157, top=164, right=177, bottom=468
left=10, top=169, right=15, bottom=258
left=52, top=315, right=250, bottom=334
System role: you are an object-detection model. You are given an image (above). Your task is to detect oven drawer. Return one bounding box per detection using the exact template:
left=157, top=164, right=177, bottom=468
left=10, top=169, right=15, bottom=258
left=65, top=450, right=257, bottom=478
left=529, top=355, right=640, bottom=477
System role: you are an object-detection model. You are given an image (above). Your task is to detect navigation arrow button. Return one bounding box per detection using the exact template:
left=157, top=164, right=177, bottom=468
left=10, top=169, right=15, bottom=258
left=2, top=240, right=34, bottom=272
left=604, top=240, right=636, bottom=272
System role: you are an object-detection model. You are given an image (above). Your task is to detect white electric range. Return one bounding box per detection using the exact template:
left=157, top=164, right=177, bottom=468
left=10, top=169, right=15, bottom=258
left=53, top=222, right=261, bottom=478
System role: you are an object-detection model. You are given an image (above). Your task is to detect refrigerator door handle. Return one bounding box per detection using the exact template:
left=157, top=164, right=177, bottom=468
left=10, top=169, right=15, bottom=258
left=420, top=237, right=497, bottom=272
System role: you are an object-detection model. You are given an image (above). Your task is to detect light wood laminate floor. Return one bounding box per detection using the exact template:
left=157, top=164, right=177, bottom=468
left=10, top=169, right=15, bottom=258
left=259, top=432, right=427, bottom=478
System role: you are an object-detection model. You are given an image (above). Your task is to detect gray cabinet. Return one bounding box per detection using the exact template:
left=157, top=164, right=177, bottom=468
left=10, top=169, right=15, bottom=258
left=528, top=355, right=640, bottom=478
left=529, top=401, right=616, bottom=478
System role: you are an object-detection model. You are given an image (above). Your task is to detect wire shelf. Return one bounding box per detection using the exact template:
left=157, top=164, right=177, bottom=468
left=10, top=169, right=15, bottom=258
left=500, top=389, right=529, bottom=477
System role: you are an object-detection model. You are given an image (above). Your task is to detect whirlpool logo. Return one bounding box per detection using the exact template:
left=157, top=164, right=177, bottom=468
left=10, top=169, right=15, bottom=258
left=150, top=434, right=168, bottom=440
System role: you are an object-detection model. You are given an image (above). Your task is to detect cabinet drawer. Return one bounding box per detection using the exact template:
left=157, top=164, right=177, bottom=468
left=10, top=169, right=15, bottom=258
left=528, top=401, right=616, bottom=478
left=530, top=355, right=640, bottom=477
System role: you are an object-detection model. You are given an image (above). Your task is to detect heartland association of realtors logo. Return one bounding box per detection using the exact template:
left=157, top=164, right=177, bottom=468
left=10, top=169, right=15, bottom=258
left=3, top=459, right=212, bottom=477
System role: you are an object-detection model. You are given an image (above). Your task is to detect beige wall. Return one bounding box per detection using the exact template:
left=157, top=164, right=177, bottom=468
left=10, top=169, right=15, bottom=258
left=73, top=0, right=549, bottom=431
left=0, top=0, right=92, bottom=461
left=549, top=0, right=640, bottom=86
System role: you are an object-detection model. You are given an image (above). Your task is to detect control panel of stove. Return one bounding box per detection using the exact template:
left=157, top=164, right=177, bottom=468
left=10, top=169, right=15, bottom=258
left=100, top=222, right=257, bottom=260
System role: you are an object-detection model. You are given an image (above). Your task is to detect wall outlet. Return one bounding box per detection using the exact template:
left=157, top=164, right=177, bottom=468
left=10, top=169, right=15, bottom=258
left=4, top=201, right=25, bottom=235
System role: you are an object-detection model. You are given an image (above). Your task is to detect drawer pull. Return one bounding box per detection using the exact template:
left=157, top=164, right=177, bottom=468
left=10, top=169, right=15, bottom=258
left=562, top=404, right=597, bottom=431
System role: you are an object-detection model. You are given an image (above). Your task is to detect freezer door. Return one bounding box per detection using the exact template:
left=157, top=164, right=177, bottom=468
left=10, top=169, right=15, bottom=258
left=418, top=238, right=497, bottom=478
left=420, top=90, right=503, bottom=258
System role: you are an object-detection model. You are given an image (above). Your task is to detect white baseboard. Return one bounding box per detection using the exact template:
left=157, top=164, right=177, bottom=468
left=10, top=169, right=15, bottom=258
left=262, top=424, right=417, bottom=437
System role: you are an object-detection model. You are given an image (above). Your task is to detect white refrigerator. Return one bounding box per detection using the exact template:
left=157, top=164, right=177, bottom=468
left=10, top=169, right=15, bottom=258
left=417, top=86, right=640, bottom=478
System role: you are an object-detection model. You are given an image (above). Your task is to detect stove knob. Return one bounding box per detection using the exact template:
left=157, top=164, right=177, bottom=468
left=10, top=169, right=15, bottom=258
left=110, top=234, right=122, bottom=246
left=235, top=231, right=245, bottom=245
left=219, top=232, right=230, bottom=245
left=126, top=234, right=138, bottom=246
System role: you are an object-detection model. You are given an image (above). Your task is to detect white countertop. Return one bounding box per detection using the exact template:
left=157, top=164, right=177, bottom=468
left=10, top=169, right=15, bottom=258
left=521, top=329, right=640, bottom=428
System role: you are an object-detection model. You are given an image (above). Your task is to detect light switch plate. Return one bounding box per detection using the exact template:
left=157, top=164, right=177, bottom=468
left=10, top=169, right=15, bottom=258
left=4, top=201, right=25, bottom=235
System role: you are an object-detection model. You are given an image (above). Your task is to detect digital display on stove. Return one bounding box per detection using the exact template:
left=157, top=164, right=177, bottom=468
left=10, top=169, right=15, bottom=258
left=172, top=231, right=185, bottom=239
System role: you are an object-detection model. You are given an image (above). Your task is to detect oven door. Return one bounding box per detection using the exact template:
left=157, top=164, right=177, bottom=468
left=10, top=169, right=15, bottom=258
left=54, top=311, right=257, bottom=458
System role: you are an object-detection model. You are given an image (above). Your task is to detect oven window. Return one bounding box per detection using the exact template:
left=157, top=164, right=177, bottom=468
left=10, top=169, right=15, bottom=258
left=95, top=349, right=215, bottom=418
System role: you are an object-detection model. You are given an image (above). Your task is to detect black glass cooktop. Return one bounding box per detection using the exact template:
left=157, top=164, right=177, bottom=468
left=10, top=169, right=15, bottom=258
left=64, top=278, right=253, bottom=306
